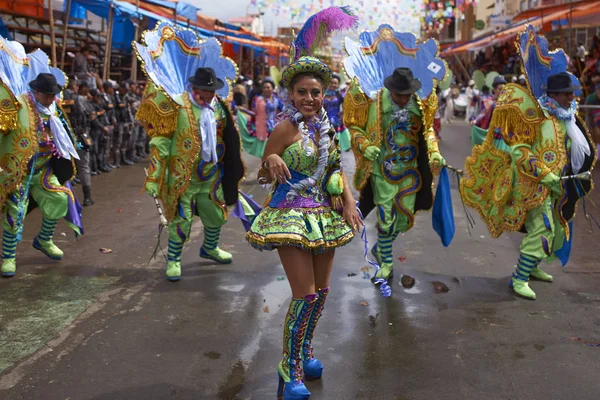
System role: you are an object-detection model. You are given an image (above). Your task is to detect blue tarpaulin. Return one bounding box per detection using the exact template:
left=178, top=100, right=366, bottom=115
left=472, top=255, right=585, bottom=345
left=67, top=0, right=180, bottom=51
left=142, top=0, right=199, bottom=21
left=175, top=2, right=199, bottom=21
left=0, top=16, right=12, bottom=40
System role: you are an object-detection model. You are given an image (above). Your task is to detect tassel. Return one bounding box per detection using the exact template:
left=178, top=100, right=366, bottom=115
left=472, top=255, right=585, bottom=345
left=488, top=106, right=541, bottom=146
left=330, top=195, right=344, bottom=213
left=136, top=101, right=178, bottom=137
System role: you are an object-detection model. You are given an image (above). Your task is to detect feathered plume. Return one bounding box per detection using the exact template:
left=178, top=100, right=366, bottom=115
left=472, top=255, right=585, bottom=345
left=291, top=6, right=358, bottom=62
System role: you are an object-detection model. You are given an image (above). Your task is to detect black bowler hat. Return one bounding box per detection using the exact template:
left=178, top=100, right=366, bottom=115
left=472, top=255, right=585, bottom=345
left=492, top=75, right=507, bottom=88
left=188, top=67, right=224, bottom=90
left=29, top=73, right=62, bottom=95
left=542, top=72, right=580, bottom=93
left=383, top=67, right=422, bottom=95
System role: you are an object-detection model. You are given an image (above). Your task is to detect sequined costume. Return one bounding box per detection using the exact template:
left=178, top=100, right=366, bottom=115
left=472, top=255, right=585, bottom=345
left=134, top=22, right=245, bottom=281
left=247, top=132, right=354, bottom=254
left=323, top=89, right=351, bottom=151
left=346, top=88, right=442, bottom=280
left=342, top=25, right=447, bottom=281
left=1, top=39, right=84, bottom=278
left=460, top=26, right=596, bottom=300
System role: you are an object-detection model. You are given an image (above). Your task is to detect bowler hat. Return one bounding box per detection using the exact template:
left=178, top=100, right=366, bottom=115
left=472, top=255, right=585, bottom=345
left=384, top=68, right=421, bottom=95
left=492, top=75, right=507, bottom=88
left=29, top=73, right=62, bottom=95
left=188, top=67, right=224, bottom=91
left=542, top=72, right=580, bottom=93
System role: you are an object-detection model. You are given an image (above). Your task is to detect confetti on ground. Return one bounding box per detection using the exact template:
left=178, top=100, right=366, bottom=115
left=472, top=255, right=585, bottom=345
left=276, top=276, right=286, bottom=281
left=360, top=301, right=369, bottom=306
left=347, top=272, right=357, bottom=277
left=398, top=256, right=406, bottom=263
left=118, top=208, right=122, bottom=213
left=60, top=232, right=67, bottom=237
left=568, top=337, right=600, bottom=347
left=360, top=266, right=372, bottom=279
left=263, top=306, right=270, bottom=313
left=99, top=248, right=113, bottom=254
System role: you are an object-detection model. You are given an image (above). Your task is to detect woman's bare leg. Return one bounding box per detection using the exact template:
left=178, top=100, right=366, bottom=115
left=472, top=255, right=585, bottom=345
left=278, top=246, right=315, bottom=298
left=312, top=250, right=335, bottom=290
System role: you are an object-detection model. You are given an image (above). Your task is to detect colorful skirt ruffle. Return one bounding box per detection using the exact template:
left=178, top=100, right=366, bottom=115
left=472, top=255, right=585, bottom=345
left=246, top=206, right=354, bottom=254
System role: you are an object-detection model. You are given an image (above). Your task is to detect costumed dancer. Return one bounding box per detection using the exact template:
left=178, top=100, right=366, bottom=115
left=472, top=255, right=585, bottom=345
left=470, top=75, right=506, bottom=146
left=323, top=73, right=351, bottom=151
left=343, top=25, right=448, bottom=284
left=460, top=26, right=595, bottom=300
left=246, top=7, right=360, bottom=399
left=238, top=78, right=284, bottom=158
left=0, top=38, right=84, bottom=277
left=134, top=23, right=246, bottom=281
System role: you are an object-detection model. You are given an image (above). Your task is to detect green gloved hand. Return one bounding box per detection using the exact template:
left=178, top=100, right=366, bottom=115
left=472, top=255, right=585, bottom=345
left=429, top=151, right=446, bottom=168
left=146, top=182, right=159, bottom=197
left=364, top=146, right=381, bottom=161
left=541, top=172, right=563, bottom=197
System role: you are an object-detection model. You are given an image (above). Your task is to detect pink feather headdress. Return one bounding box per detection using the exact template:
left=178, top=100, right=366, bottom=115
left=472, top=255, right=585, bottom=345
left=290, top=6, right=359, bottom=62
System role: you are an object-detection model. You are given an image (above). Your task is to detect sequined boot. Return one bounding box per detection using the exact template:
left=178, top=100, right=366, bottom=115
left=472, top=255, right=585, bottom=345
left=277, top=294, right=317, bottom=400
left=302, top=287, right=329, bottom=380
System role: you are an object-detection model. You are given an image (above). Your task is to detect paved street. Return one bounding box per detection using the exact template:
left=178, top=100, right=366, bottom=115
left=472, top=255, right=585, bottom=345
left=1, top=121, right=599, bottom=400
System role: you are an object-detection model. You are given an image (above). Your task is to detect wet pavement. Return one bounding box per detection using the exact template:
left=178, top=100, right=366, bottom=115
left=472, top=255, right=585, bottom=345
left=1, top=121, right=599, bottom=400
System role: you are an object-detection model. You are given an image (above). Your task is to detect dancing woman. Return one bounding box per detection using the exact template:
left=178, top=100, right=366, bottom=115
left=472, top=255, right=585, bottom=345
left=246, top=7, right=360, bottom=400
left=323, top=74, right=351, bottom=151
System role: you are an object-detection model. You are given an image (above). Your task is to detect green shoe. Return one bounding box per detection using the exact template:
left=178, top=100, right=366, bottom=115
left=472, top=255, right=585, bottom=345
left=33, top=237, right=64, bottom=260
left=200, top=246, right=233, bottom=264
left=1, top=259, right=16, bottom=278
left=510, top=277, right=536, bottom=300
left=166, top=261, right=181, bottom=282
left=530, top=267, right=553, bottom=282
left=372, top=263, right=393, bottom=282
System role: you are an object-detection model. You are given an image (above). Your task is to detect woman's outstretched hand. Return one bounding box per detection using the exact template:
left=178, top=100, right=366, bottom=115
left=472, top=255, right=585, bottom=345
left=265, top=154, right=292, bottom=184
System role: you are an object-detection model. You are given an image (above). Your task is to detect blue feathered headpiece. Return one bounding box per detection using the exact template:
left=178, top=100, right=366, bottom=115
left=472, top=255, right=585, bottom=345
left=0, top=37, right=66, bottom=97
left=518, top=25, right=581, bottom=98
left=343, top=24, right=446, bottom=100
left=134, top=22, right=237, bottom=103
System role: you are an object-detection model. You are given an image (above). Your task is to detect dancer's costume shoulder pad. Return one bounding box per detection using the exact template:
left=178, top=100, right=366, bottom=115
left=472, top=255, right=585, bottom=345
left=342, top=78, right=370, bottom=130
left=0, top=80, right=20, bottom=134
left=487, top=83, right=544, bottom=146
left=136, top=81, right=179, bottom=138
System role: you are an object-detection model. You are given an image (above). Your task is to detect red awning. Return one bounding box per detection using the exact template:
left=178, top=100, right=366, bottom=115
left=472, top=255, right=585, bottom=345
left=445, top=1, right=600, bottom=55
left=513, top=0, right=597, bottom=22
